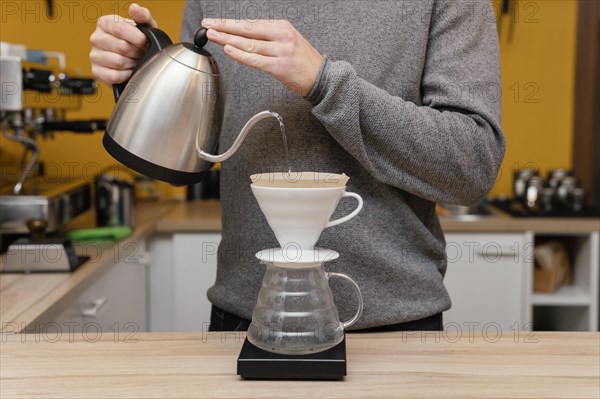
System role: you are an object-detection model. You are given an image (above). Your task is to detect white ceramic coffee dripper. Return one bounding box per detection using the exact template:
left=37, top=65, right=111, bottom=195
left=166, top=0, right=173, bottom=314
left=250, top=172, right=363, bottom=249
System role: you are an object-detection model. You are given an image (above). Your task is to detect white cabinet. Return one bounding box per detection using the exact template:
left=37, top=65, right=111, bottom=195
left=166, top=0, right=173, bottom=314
left=148, top=233, right=220, bottom=331
left=31, top=240, right=149, bottom=335
left=89, top=241, right=149, bottom=331
left=29, top=231, right=221, bottom=335
left=443, top=233, right=530, bottom=330
left=443, top=230, right=600, bottom=332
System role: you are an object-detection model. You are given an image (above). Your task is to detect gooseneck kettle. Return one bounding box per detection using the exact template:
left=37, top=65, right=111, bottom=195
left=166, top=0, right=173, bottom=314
left=103, top=26, right=280, bottom=185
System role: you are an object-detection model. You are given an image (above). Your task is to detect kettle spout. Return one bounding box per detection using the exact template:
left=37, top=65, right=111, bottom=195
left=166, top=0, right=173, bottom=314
left=196, top=111, right=282, bottom=163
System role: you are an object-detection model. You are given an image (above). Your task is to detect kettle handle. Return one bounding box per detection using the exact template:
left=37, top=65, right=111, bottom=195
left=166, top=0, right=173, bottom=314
left=112, top=25, right=173, bottom=102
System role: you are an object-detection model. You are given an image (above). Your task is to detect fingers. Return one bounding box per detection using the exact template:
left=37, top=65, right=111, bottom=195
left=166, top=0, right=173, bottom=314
left=96, top=14, right=148, bottom=49
left=128, top=3, right=158, bottom=28
left=90, top=48, right=139, bottom=71
left=223, top=44, right=275, bottom=72
left=206, top=29, right=278, bottom=56
left=91, top=64, right=133, bottom=85
left=90, top=30, right=145, bottom=59
left=90, top=15, right=146, bottom=85
left=89, top=4, right=160, bottom=86
left=201, top=18, right=322, bottom=97
left=202, top=18, right=286, bottom=41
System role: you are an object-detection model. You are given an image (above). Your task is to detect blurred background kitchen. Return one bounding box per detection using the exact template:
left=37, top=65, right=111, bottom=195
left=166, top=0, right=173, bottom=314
left=1, top=1, right=598, bottom=334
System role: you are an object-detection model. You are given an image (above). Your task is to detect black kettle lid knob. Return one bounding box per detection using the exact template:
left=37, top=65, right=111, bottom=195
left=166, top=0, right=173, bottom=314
left=194, top=28, right=208, bottom=49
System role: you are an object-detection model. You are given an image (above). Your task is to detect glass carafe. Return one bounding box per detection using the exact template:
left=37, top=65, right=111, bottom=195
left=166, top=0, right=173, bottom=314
left=248, top=249, right=363, bottom=355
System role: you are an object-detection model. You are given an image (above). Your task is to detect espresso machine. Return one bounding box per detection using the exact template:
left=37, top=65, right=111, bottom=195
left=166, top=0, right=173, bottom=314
left=1, top=41, right=106, bottom=271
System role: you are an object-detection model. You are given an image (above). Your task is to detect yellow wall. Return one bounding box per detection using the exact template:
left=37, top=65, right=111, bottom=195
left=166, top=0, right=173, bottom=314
left=1, top=1, right=578, bottom=198
left=491, top=0, right=578, bottom=196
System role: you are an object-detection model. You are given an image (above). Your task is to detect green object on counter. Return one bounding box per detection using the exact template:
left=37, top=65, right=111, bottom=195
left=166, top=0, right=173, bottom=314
left=67, top=226, right=132, bottom=243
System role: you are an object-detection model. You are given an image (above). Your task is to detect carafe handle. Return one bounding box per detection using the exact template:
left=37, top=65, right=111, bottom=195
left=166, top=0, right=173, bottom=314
left=327, top=272, right=364, bottom=329
left=325, top=192, right=363, bottom=228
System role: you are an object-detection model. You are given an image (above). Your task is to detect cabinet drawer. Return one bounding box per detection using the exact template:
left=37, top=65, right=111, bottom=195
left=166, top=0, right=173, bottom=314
left=29, top=240, right=148, bottom=335
left=443, top=233, right=529, bottom=330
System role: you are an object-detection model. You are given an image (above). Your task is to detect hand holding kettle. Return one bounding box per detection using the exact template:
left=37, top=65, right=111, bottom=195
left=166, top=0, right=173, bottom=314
left=90, top=3, right=157, bottom=85
left=90, top=4, right=324, bottom=97
left=94, top=4, right=290, bottom=185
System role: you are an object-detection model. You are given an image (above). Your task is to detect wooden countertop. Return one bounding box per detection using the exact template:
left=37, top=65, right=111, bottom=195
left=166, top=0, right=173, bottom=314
left=0, top=201, right=178, bottom=333
left=1, top=332, right=598, bottom=399
left=440, top=215, right=600, bottom=233
left=155, top=199, right=222, bottom=233
left=156, top=200, right=599, bottom=234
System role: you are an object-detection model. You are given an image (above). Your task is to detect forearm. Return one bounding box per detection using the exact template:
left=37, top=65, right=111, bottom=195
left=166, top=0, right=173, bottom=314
left=307, top=58, right=504, bottom=205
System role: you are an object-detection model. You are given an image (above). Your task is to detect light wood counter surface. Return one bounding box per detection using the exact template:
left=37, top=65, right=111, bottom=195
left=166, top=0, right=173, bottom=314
left=0, top=201, right=178, bottom=333
left=1, top=331, right=598, bottom=399
left=155, top=199, right=222, bottom=233
left=440, top=215, right=600, bottom=233
left=155, top=200, right=599, bottom=234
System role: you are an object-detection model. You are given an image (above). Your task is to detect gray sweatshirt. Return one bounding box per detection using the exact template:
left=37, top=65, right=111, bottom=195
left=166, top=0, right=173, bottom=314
left=181, top=0, right=504, bottom=328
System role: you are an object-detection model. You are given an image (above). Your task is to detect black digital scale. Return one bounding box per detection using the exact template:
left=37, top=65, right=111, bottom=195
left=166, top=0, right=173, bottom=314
left=237, top=336, right=347, bottom=380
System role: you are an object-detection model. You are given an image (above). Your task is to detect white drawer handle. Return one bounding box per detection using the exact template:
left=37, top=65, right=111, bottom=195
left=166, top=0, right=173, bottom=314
left=82, top=298, right=108, bottom=318
left=479, top=248, right=517, bottom=258
left=478, top=247, right=518, bottom=257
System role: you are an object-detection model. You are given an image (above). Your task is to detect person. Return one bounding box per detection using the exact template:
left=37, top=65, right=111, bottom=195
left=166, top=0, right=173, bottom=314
left=90, top=1, right=505, bottom=332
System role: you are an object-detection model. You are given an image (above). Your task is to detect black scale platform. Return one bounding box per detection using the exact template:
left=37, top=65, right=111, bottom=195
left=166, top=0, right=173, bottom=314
left=237, top=337, right=346, bottom=380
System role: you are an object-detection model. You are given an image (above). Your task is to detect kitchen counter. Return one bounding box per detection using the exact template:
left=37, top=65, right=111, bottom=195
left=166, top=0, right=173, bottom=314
left=440, top=213, right=600, bottom=233
left=1, top=331, right=598, bottom=399
left=0, top=200, right=600, bottom=331
left=0, top=201, right=178, bottom=333
left=156, top=200, right=599, bottom=234
left=155, top=199, right=221, bottom=233
left=2, top=199, right=598, bottom=333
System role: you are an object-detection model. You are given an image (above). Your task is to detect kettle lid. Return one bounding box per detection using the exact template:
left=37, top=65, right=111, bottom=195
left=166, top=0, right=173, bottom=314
left=165, top=28, right=219, bottom=75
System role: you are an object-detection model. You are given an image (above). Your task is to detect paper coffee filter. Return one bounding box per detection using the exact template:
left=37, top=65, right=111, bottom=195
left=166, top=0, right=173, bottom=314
left=250, top=172, right=349, bottom=188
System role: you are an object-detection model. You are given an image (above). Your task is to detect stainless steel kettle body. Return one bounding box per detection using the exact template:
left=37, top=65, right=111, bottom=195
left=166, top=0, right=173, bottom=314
left=103, top=26, right=280, bottom=185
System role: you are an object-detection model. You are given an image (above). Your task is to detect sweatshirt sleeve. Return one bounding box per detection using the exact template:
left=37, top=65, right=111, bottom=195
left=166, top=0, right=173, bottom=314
left=306, top=1, right=505, bottom=206
left=180, top=0, right=203, bottom=42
